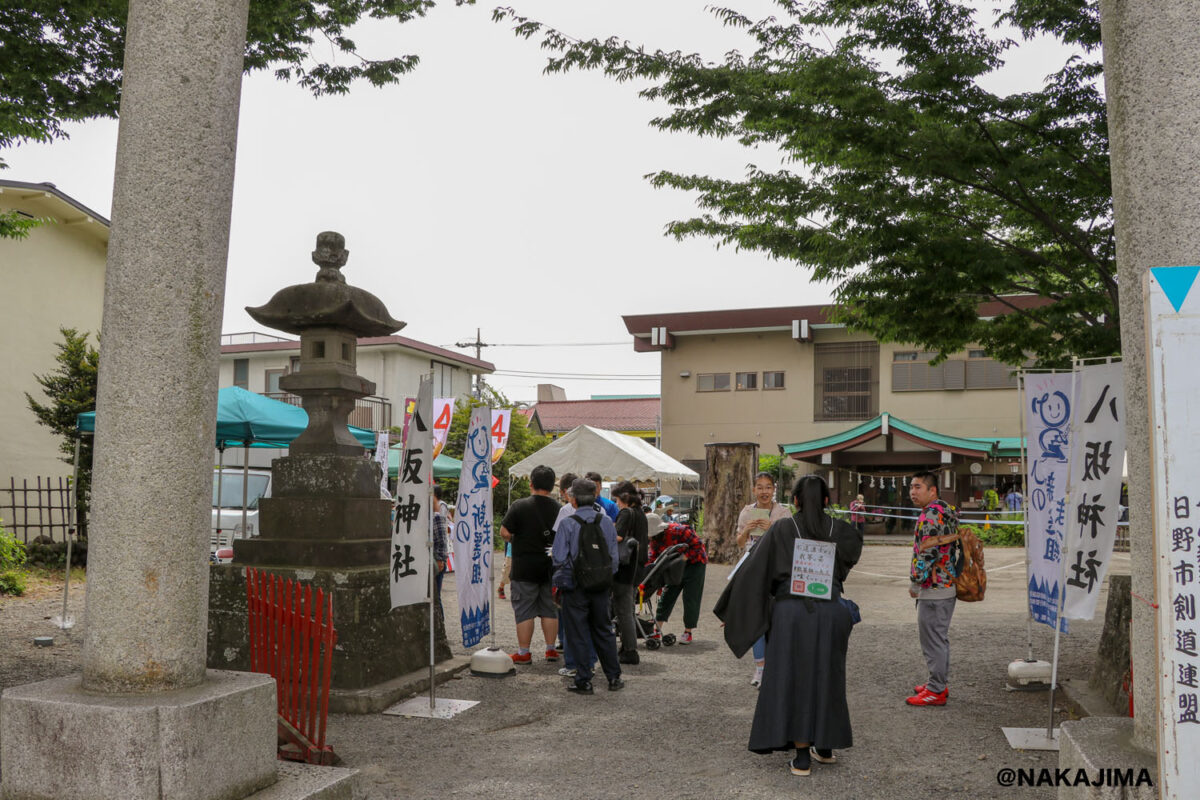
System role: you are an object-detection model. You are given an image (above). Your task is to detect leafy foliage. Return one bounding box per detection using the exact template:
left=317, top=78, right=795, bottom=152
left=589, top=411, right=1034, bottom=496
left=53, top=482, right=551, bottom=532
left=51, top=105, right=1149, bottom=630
left=25, top=328, right=99, bottom=537
left=496, top=0, right=1113, bottom=366
left=962, top=521, right=1023, bottom=547
left=0, top=519, right=29, bottom=595
left=0, top=0, right=472, bottom=169
left=0, top=210, right=43, bottom=240
left=440, top=387, right=550, bottom=517
left=757, top=454, right=797, bottom=500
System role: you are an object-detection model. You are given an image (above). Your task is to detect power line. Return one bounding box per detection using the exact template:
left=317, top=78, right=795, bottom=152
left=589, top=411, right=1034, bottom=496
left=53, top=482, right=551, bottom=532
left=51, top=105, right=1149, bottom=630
left=442, top=341, right=627, bottom=348
left=494, top=371, right=662, bottom=381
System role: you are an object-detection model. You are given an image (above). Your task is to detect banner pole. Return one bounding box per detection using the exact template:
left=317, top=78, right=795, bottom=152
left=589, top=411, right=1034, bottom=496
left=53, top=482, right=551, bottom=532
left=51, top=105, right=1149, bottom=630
left=1017, top=372, right=1034, bottom=661
left=428, top=489, right=436, bottom=711
left=1047, top=362, right=1079, bottom=737
left=61, top=437, right=81, bottom=628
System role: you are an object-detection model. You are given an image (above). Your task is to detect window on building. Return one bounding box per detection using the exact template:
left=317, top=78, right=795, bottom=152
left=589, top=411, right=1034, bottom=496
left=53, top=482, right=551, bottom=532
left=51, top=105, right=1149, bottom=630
left=814, top=342, right=879, bottom=421
left=965, top=357, right=1018, bottom=389
left=697, top=373, right=730, bottom=392
left=763, top=371, right=785, bottom=390
left=289, top=356, right=301, bottom=373
left=894, top=351, right=920, bottom=361
left=233, top=358, right=249, bottom=389
left=265, top=368, right=285, bottom=394
left=736, top=371, right=758, bottom=390
left=968, top=349, right=988, bottom=359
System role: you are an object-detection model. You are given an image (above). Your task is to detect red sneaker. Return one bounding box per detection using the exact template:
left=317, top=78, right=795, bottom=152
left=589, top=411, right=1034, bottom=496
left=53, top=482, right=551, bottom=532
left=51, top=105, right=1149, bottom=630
left=511, top=651, right=532, bottom=664
left=497, top=587, right=507, bottom=599
left=544, top=648, right=560, bottom=662
left=906, top=688, right=948, bottom=706
left=912, top=684, right=949, bottom=697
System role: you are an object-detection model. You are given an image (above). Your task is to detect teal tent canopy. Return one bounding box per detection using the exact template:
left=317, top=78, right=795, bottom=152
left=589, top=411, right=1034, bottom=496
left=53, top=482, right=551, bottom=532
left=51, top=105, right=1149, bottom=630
left=388, top=446, right=461, bottom=479
left=75, top=386, right=377, bottom=450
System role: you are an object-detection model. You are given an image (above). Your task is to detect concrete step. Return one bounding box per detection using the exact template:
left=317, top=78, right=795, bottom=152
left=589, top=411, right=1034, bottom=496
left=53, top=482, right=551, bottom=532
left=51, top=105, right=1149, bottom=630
left=245, top=762, right=358, bottom=800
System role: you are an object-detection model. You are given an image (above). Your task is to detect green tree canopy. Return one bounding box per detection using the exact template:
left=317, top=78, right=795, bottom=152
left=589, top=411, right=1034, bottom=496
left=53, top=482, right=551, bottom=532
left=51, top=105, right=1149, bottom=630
left=0, top=0, right=471, bottom=169
left=497, top=0, right=1112, bottom=366
left=25, top=327, right=99, bottom=536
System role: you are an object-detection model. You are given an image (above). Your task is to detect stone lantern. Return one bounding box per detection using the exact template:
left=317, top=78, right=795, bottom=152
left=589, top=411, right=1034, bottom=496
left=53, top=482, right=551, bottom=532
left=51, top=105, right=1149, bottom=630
left=208, top=232, right=452, bottom=710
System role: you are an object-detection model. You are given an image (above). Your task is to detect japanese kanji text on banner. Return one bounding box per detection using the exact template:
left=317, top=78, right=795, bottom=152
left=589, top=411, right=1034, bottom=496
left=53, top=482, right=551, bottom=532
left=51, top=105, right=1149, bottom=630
left=1147, top=266, right=1200, bottom=800
left=391, top=379, right=432, bottom=609
left=454, top=406, right=493, bottom=647
left=1023, top=371, right=1074, bottom=632
left=1062, top=361, right=1125, bottom=621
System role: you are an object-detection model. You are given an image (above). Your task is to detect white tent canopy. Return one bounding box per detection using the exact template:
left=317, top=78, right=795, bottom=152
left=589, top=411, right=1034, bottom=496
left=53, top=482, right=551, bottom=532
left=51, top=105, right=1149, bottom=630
left=508, top=425, right=699, bottom=484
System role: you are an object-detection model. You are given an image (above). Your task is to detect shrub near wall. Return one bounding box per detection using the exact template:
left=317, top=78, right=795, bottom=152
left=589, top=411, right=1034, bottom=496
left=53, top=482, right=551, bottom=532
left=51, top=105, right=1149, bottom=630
left=0, top=520, right=29, bottom=595
left=24, top=537, right=87, bottom=568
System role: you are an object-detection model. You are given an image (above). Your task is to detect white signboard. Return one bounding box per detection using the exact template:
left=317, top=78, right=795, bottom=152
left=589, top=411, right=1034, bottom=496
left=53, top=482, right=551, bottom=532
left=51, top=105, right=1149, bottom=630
left=431, top=398, right=454, bottom=460
left=1023, top=371, right=1075, bottom=631
left=489, top=408, right=512, bottom=464
left=1147, top=266, right=1200, bottom=799
left=374, top=430, right=390, bottom=498
left=453, top=406, right=493, bottom=647
left=1063, top=361, right=1126, bottom=621
left=390, top=380, right=431, bottom=609
left=790, top=538, right=836, bottom=598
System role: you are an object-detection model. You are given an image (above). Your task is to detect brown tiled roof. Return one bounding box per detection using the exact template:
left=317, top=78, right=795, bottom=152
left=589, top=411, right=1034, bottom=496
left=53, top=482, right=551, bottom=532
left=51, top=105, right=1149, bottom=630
left=221, top=335, right=494, bottom=371
left=531, top=398, right=660, bottom=434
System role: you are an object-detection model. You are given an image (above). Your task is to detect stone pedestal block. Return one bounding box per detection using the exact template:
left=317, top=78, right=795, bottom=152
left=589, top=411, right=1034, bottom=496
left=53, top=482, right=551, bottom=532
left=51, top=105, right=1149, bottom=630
left=1058, top=717, right=1157, bottom=800
left=234, top=537, right=388, bottom=568
left=260, top=497, right=390, bottom=539
left=0, top=671, right=276, bottom=800
left=271, top=456, right=380, bottom=498
left=1089, top=574, right=1132, bottom=714
left=208, top=564, right=451, bottom=707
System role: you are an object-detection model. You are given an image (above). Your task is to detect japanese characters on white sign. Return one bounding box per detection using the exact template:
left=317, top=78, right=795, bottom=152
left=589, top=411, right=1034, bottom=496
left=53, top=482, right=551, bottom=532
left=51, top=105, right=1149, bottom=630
left=374, top=431, right=390, bottom=499
left=390, top=379, right=431, bottom=610
left=790, top=538, right=836, bottom=599
left=1062, top=361, right=1125, bottom=621
left=1024, top=371, right=1075, bottom=632
left=1147, top=266, right=1200, bottom=799
left=454, top=406, right=493, bottom=647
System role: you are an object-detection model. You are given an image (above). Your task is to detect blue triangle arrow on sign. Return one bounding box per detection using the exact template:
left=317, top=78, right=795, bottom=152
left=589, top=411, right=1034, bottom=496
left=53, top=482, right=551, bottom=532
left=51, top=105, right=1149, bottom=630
left=1151, top=265, right=1200, bottom=313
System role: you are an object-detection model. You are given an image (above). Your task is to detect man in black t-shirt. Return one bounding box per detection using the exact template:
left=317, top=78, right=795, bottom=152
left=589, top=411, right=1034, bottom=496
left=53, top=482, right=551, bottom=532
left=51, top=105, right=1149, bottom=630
left=500, top=464, right=562, bottom=664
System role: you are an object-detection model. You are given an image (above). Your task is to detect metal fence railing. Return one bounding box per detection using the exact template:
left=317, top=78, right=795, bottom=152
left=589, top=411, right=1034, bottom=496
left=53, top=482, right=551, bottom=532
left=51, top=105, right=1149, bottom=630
left=0, top=476, right=76, bottom=543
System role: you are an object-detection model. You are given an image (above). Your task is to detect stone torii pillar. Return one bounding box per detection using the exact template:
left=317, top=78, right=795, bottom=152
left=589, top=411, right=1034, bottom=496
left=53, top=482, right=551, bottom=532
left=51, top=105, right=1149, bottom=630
left=0, top=1, right=351, bottom=798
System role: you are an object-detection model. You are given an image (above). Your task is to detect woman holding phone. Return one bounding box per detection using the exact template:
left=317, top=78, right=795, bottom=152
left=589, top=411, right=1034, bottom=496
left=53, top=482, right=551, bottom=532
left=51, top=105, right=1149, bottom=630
left=734, top=472, right=791, bottom=686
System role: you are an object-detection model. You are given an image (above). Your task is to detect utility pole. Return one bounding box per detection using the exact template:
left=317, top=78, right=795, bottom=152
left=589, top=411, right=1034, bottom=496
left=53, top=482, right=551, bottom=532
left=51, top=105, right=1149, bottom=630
left=455, top=327, right=490, bottom=400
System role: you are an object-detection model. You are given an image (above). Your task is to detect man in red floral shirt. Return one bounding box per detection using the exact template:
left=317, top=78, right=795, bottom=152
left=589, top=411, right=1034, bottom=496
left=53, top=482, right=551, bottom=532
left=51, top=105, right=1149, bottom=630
left=646, top=515, right=708, bottom=644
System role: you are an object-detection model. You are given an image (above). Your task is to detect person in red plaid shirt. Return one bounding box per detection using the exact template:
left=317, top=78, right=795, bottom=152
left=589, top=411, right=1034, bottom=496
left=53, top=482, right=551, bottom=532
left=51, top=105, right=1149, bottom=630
left=647, top=517, right=708, bottom=644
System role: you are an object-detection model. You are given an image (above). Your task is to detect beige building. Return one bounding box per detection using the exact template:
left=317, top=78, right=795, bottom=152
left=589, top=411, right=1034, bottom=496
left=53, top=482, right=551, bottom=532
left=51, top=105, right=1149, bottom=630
left=623, top=299, right=1045, bottom=507
left=1, top=180, right=108, bottom=486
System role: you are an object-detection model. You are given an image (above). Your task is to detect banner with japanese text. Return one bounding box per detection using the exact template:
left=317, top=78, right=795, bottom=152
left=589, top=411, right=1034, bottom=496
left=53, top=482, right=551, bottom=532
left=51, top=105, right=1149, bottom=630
left=454, top=406, right=493, bottom=647
left=1063, top=361, right=1125, bottom=620
left=490, top=408, right=512, bottom=464
left=1147, top=266, right=1200, bottom=799
left=1023, top=371, right=1075, bottom=632
left=431, top=398, right=454, bottom=459
left=390, top=379, right=432, bottom=610
left=374, top=431, right=390, bottom=499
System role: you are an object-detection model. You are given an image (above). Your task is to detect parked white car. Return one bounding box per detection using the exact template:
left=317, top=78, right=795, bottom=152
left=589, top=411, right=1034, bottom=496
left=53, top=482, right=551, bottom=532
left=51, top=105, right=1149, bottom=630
left=211, top=468, right=271, bottom=555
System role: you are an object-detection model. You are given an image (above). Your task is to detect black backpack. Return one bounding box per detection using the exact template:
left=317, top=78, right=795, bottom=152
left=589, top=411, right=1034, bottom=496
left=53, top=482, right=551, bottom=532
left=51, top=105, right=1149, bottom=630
left=571, top=513, right=613, bottom=593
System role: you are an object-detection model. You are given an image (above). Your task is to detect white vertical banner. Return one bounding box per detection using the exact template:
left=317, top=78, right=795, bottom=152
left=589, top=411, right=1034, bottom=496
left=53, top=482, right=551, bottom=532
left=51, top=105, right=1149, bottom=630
left=1023, top=371, right=1075, bottom=632
left=489, top=408, right=512, bottom=464
left=390, top=379, right=432, bottom=610
left=1062, top=361, right=1126, bottom=620
left=454, top=406, right=493, bottom=647
left=1147, top=266, right=1200, bottom=799
left=374, top=431, right=390, bottom=498
left=431, top=397, right=454, bottom=460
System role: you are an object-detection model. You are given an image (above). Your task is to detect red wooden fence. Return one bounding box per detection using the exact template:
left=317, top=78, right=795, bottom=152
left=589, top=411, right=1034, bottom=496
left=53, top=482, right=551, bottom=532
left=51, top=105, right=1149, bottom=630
left=245, top=567, right=337, bottom=765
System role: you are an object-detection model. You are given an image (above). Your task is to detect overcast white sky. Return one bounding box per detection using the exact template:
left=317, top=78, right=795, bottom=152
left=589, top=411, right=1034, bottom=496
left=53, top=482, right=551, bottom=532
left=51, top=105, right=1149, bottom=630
left=4, top=1, right=1074, bottom=403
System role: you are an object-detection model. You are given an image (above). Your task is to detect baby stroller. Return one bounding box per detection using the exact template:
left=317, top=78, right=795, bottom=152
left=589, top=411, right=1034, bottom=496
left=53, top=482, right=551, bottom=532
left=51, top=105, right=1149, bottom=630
left=636, top=543, right=687, bottom=649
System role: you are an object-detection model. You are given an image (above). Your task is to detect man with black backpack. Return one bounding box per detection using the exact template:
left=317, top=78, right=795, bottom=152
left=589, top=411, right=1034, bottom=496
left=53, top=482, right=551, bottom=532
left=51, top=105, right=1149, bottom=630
left=552, top=477, right=623, bottom=695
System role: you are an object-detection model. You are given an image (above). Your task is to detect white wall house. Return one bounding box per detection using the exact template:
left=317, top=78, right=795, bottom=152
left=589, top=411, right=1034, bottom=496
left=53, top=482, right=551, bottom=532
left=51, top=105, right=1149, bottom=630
left=1, top=180, right=108, bottom=486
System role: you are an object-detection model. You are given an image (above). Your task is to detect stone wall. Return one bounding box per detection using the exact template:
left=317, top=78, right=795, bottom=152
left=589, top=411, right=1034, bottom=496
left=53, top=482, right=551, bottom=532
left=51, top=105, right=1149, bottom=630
left=1088, top=574, right=1133, bottom=715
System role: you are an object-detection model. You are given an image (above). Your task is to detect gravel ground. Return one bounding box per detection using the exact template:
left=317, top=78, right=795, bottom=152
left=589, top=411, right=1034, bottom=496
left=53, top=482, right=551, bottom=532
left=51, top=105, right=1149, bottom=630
left=0, top=547, right=1127, bottom=800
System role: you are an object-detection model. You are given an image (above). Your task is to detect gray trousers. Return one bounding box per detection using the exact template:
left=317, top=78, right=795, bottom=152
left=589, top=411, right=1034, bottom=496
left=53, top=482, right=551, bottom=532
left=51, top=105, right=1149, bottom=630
left=917, top=596, right=956, bottom=693
left=612, top=582, right=637, bottom=654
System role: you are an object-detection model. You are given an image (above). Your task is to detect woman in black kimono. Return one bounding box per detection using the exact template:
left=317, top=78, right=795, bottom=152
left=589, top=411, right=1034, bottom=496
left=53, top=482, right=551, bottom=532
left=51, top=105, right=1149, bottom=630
left=714, top=474, right=863, bottom=777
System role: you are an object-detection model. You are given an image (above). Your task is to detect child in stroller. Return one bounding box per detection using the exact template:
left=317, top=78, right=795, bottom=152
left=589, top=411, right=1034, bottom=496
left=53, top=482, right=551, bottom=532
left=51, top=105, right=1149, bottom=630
left=636, top=542, right=687, bottom=649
